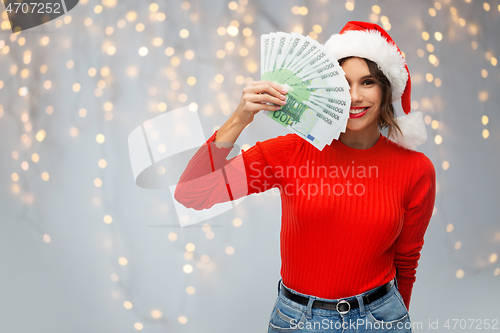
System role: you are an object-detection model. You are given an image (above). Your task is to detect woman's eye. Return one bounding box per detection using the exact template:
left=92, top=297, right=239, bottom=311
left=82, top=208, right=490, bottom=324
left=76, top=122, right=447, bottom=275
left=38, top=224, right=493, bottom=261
left=363, top=80, right=374, bottom=85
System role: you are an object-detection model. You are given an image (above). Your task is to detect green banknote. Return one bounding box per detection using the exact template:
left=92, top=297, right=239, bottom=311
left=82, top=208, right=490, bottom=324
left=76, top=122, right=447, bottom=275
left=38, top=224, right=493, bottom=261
left=260, top=32, right=351, bottom=150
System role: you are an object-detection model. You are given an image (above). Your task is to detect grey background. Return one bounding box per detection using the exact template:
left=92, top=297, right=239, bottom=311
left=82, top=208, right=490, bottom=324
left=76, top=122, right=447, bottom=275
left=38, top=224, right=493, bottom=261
left=1, top=0, right=499, bottom=332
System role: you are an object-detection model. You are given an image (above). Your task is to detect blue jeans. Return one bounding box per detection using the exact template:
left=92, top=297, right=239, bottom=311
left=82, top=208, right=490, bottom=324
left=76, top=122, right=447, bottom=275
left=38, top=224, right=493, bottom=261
left=267, top=278, right=412, bottom=332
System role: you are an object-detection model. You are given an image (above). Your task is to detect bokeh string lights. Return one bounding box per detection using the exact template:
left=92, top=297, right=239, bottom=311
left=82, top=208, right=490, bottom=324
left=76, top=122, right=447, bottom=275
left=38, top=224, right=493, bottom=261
left=1, top=0, right=499, bottom=331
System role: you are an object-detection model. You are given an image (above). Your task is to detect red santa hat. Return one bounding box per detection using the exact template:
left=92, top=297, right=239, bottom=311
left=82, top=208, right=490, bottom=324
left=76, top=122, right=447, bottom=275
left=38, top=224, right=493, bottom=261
left=324, top=21, right=427, bottom=151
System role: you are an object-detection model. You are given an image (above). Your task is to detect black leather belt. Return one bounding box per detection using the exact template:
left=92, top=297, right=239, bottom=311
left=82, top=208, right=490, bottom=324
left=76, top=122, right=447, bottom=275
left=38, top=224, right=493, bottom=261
left=280, top=279, right=394, bottom=314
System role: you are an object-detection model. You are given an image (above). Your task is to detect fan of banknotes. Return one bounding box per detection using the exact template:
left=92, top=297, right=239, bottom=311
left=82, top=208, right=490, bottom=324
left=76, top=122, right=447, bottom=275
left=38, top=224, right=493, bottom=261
left=261, top=32, right=352, bottom=151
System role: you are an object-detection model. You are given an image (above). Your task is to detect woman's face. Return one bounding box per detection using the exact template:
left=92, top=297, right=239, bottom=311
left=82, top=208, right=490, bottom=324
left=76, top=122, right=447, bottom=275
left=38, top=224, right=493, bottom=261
left=341, top=57, right=382, bottom=133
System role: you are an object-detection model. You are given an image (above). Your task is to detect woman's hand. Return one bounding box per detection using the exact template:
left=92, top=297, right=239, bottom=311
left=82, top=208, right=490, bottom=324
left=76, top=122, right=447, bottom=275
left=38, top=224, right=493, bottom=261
left=214, top=81, right=288, bottom=145
left=232, top=80, right=288, bottom=127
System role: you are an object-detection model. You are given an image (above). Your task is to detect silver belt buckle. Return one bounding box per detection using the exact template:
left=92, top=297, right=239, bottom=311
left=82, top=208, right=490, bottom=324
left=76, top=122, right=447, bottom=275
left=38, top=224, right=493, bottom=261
left=336, top=299, right=351, bottom=314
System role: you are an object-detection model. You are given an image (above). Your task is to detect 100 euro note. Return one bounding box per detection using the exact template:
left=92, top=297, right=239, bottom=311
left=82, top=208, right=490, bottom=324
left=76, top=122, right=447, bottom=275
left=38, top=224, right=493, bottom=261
left=263, top=84, right=341, bottom=151
left=260, top=32, right=351, bottom=150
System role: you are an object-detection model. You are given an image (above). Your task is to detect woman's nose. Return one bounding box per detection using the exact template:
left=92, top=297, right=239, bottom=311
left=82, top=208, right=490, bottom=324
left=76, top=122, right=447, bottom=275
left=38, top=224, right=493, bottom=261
left=350, top=85, right=363, bottom=103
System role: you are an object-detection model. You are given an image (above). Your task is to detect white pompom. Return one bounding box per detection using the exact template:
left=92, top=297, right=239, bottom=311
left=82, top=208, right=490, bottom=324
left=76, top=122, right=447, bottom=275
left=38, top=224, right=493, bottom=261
left=387, top=111, right=427, bottom=151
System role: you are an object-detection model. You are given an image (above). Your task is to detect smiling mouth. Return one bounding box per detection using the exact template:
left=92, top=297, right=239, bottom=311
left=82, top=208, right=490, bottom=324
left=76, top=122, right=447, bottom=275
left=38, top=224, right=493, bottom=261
left=349, top=107, right=369, bottom=114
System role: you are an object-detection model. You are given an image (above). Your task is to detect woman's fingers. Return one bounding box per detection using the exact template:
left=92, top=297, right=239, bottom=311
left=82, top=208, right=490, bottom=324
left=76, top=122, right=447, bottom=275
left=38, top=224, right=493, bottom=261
left=248, top=80, right=288, bottom=93
left=244, top=84, right=287, bottom=104
left=246, top=81, right=288, bottom=95
left=248, top=102, right=282, bottom=113
left=246, top=92, right=286, bottom=106
left=236, top=81, right=288, bottom=119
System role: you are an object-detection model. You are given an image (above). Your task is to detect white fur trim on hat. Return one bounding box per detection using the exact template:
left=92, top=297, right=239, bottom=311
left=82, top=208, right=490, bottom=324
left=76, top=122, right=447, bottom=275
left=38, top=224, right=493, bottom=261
left=388, top=111, right=427, bottom=150
left=324, top=30, right=408, bottom=102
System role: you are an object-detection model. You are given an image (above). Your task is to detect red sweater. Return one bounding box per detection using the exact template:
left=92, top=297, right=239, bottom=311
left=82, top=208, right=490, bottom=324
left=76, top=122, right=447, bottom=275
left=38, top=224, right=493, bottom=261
left=174, top=130, right=436, bottom=310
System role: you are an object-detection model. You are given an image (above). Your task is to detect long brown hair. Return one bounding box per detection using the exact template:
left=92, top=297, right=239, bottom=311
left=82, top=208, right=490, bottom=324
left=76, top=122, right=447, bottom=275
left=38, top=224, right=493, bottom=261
left=339, top=56, right=401, bottom=137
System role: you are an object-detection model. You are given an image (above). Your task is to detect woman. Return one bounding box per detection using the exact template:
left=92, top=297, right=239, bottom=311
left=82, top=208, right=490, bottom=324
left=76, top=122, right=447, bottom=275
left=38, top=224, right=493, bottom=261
left=175, top=21, right=435, bottom=332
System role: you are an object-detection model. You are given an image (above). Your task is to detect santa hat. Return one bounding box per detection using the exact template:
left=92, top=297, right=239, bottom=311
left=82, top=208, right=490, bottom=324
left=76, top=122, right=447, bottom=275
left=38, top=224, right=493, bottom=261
left=324, top=21, right=427, bottom=151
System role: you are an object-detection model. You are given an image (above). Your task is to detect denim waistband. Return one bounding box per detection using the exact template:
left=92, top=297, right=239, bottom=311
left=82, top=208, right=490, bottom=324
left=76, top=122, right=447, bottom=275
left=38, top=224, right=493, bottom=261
left=277, top=277, right=398, bottom=319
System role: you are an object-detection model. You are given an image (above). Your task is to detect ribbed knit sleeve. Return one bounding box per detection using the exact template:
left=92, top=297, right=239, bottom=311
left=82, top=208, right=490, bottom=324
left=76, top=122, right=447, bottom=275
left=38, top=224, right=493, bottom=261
left=243, top=132, right=303, bottom=195
left=394, top=153, right=436, bottom=310
left=174, top=129, right=303, bottom=210
left=174, top=130, right=240, bottom=210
